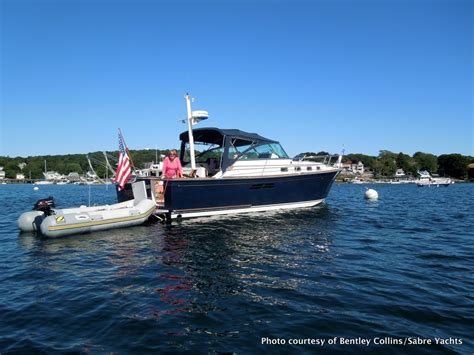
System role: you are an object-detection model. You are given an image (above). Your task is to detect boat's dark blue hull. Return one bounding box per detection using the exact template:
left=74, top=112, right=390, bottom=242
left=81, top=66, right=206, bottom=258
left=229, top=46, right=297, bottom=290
left=118, top=171, right=339, bottom=215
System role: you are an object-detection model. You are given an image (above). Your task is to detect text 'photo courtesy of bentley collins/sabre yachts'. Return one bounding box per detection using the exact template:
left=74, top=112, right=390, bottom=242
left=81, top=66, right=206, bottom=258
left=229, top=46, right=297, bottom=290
left=117, top=94, right=342, bottom=221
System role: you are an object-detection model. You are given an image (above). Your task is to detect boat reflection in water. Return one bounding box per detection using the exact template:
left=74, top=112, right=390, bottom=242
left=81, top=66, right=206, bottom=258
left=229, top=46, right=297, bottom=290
left=118, top=94, right=341, bottom=221
left=151, top=205, right=336, bottom=321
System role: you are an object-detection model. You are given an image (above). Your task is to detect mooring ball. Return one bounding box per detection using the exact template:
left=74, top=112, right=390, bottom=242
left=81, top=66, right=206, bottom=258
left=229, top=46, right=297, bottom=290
left=365, top=189, right=379, bottom=200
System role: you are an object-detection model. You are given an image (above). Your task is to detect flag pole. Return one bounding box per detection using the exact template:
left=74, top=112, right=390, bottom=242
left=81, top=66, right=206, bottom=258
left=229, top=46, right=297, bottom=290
left=118, top=128, right=137, bottom=172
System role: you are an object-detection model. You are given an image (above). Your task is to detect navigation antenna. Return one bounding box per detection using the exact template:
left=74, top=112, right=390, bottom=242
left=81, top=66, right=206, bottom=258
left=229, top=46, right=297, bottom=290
left=183, top=93, right=209, bottom=172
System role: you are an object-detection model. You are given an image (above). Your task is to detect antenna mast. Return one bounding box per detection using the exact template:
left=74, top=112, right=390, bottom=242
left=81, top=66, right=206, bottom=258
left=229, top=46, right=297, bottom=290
left=185, top=93, right=197, bottom=171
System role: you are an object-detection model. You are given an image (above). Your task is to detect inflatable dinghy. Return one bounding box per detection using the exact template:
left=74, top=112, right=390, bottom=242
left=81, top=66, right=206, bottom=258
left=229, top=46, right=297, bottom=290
left=18, top=181, right=156, bottom=238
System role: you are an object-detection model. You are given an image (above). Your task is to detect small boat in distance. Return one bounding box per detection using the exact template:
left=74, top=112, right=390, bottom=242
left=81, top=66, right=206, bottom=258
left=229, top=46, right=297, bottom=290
left=35, top=160, right=57, bottom=184
left=118, top=94, right=342, bottom=220
left=350, top=177, right=367, bottom=184
left=416, top=170, right=453, bottom=187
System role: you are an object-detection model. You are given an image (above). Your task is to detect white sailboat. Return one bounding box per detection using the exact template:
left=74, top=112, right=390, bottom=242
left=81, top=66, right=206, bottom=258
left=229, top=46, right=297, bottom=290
left=36, top=160, right=55, bottom=184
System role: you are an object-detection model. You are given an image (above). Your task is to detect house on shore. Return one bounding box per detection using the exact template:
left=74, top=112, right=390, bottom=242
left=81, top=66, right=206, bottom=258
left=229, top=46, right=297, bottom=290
left=395, top=168, right=406, bottom=178
left=341, top=160, right=365, bottom=175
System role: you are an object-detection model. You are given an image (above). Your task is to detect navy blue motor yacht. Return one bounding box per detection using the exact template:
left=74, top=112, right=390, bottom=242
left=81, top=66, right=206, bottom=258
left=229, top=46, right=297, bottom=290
left=118, top=95, right=341, bottom=220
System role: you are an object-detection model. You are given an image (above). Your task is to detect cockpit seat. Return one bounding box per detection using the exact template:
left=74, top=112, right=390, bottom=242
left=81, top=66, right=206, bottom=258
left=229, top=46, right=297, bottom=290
left=205, top=158, right=219, bottom=176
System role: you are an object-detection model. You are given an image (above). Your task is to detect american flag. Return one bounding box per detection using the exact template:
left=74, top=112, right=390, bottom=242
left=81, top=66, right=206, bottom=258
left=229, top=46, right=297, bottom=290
left=115, top=130, right=132, bottom=191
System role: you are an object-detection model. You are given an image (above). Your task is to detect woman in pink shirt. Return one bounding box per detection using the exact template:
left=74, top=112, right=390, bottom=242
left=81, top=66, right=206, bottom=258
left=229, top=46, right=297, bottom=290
left=162, top=149, right=183, bottom=178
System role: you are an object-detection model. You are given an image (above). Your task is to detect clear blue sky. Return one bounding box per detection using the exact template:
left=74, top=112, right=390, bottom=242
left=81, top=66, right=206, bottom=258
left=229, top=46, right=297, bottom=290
left=1, top=0, right=472, bottom=158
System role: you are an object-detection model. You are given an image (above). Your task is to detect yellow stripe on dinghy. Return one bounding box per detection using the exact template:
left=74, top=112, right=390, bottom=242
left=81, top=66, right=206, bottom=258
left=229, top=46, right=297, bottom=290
left=47, top=206, right=156, bottom=231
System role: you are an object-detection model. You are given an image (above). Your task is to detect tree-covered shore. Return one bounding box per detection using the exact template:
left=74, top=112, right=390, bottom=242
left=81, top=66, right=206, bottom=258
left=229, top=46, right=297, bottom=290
left=0, top=149, right=167, bottom=180
left=342, top=151, right=473, bottom=180
left=1, top=149, right=473, bottom=180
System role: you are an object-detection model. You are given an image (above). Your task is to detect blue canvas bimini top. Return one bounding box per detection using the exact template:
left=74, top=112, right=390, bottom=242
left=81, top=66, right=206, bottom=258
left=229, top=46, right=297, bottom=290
left=179, top=127, right=278, bottom=147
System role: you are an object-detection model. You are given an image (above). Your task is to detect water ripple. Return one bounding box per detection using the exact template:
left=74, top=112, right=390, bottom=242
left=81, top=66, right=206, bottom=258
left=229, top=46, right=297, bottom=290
left=0, top=183, right=472, bottom=353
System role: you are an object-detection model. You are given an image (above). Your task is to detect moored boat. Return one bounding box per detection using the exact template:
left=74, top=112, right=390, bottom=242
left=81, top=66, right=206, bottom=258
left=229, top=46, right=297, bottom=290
left=39, top=198, right=155, bottom=238
left=18, top=182, right=155, bottom=237
left=416, top=170, right=453, bottom=187
left=118, top=95, right=341, bottom=220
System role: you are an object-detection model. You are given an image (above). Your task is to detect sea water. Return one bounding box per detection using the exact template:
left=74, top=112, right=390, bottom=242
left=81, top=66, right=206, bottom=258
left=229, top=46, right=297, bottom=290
left=0, top=183, right=472, bottom=353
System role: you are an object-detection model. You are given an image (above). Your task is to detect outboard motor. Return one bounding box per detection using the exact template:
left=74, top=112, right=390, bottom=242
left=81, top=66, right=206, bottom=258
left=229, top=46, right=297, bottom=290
left=33, top=196, right=55, bottom=216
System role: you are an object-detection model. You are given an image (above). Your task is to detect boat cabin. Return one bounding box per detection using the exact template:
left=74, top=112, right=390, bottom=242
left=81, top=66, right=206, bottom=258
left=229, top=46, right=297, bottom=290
left=179, top=127, right=290, bottom=177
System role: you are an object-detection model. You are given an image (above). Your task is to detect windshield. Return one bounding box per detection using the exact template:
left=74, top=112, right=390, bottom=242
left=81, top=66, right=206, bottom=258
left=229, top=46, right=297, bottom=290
left=229, top=142, right=289, bottom=160
left=182, top=143, right=223, bottom=165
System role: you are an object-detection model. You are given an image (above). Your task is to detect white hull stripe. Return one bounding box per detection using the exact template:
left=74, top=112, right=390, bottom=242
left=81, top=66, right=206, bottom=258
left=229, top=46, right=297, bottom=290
left=167, top=199, right=325, bottom=219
